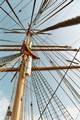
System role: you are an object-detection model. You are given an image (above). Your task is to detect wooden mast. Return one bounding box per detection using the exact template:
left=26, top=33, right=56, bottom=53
left=11, top=33, right=32, bottom=120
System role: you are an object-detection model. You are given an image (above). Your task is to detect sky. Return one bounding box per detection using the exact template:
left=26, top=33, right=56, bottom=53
left=0, top=0, right=80, bottom=120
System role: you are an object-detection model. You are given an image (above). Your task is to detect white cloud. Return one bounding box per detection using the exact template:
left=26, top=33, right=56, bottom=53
left=67, top=106, right=80, bottom=120
left=0, top=91, right=9, bottom=120
left=0, top=91, right=80, bottom=120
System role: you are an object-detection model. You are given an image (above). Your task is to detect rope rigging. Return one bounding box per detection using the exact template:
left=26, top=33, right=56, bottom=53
left=28, top=0, right=37, bottom=31
left=32, top=68, right=75, bottom=120
left=0, top=0, right=80, bottom=120
left=33, top=35, right=80, bottom=103
left=32, top=73, right=49, bottom=120
left=37, top=70, right=74, bottom=120
left=0, top=0, right=24, bottom=23
left=31, top=34, right=80, bottom=119
left=33, top=0, right=57, bottom=25
left=0, top=6, right=24, bottom=29
left=33, top=0, right=73, bottom=28
left=5, top=0, right=25, bottom=29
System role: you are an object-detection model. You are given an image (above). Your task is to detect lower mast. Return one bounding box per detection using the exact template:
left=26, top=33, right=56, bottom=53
left=11, top=36, right=32, bottom=120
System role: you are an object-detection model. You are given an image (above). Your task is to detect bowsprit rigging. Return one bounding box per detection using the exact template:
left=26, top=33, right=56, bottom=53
left=0, top=0, right=80, bottom=120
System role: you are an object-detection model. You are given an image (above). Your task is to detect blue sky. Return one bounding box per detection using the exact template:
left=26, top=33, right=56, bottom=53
left=0, top=0, right=80, bottom=120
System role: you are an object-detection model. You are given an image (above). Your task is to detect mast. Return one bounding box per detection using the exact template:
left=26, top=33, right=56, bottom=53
left=11, top=33, right=32, bottom=120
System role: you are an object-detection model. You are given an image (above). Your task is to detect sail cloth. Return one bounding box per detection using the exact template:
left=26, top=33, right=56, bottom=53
left=0, top=52, right=22, bottom=67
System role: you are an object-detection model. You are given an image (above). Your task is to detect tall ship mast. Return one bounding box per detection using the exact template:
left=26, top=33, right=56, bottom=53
left=0, top=0, right=80, bottom=120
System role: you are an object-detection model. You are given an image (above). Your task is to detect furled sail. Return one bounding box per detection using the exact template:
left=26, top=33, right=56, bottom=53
left=0, top=52, right=22, bottom=67
left=35, top=16, right=80, bottom=34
